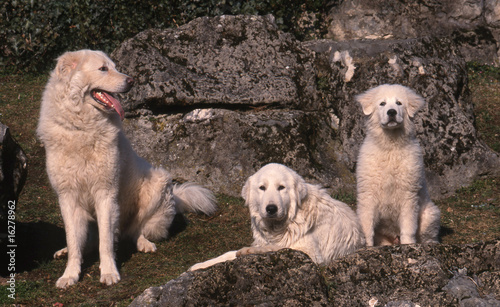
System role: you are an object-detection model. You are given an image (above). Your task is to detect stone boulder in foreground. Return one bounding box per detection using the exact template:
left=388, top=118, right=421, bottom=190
left=130, top=241, right=500, bottom=306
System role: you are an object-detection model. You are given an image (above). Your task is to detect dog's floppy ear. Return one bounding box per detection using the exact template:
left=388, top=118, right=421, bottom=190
left=55, top=51, right=81, bottom=79
left=296, top=176, right=307, bottom=203
left=404, top=87, right=426, bottom=118
left=290, top=171, right=308, bottom=209
left=241, top=175, right=253, bottom=206
left=355, top=86, right=379, bottom=115
left=286, top=171, right=308, bottom=219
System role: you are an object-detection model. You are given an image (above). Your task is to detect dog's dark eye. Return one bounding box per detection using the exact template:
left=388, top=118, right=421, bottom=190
left=277, top=185, right=285, bottom=191
left=259, top=185, right=266, bottom=191
left=379, top=101, right=386, bottom=106
left=396, top=100, right=402, bottom=106
left=99, top=66, right=108, bottom=72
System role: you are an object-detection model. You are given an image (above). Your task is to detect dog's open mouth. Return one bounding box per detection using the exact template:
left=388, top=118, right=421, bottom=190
left=91, top=90, right=125, bottom=120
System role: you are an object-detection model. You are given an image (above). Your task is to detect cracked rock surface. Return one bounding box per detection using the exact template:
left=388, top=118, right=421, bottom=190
left=112, top=15, right=500, bottom=198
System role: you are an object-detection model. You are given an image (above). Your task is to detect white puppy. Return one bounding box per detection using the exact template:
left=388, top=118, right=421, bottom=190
left=355, top=84, right=440, bottom=246
left=190, top=163, right=364, bottom=270
left=37, top=50, right=217, bottom=288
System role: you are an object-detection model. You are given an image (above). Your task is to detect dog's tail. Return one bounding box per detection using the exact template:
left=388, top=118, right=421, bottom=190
left=173, top=182, right=217, bottom=215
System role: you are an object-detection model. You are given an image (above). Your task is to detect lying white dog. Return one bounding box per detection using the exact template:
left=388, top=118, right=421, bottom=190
left=355, top=84, right=440, bottom=246
left=190, top=163, right=365, bottom=270
left=37, top=50, right=217, bottom=288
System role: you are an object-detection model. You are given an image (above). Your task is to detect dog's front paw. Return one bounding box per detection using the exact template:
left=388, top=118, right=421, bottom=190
left=236, top=246, right=255, bottom=256
left=54, top=247, right=68, bottom=259
left=56, top=274, right=78, bottom=289
left=137, top=235, right=157, bottom=253
left=237, top=245, right=281, bottom=256
left=100, top=272, right=121, bottom=285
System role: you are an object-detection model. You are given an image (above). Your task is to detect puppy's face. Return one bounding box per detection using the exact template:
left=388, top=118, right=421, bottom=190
left=377, top=96, right=405, bottom=129
left=356, top=84, right=425, bottom=130
left=242, top=163, right=307, bottom=223
left=55, top=50, right=134, bottom=120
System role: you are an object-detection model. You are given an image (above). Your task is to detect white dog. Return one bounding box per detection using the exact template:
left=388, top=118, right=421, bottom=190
left=190, top=163, right=364, bottom=270
left=37, top=50, right=217, bottom=288
left=355, top=84, right=440, bottom=246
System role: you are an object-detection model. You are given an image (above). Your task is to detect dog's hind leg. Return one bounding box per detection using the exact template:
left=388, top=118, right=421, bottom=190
left=54, top=247, right=68, bottom=259
left=138, top=197, right=176, bottom=252
left=417, top=201, right=441, bottom=243
left=54, top=222, right=98, bottom=259
left=55, top=193, right=91, bottom=289
left=133, top=169, right=176, bottom=252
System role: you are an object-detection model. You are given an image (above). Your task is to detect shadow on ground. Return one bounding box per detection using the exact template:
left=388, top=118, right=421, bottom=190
left=0, top=213, right=188, bottom=277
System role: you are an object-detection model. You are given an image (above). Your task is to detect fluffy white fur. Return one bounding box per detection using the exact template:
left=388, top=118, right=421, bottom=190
left=190, top=163, right=364, bottom=270
left=37, top=50, right=217, bottom=288
left=355, top=84, right=440, bottom=246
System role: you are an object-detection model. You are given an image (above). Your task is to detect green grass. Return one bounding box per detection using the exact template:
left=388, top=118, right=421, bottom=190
left=0, top=64, right=499, bottom=305
left=467, top=62, right=500, bottom=152
left=439, top=178, right=500, bottom=244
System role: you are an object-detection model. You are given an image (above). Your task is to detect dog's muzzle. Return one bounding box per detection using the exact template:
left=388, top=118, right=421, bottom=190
left=123, top=77, right=134, bottom=92
left=384, top=109, right=401, bottom=128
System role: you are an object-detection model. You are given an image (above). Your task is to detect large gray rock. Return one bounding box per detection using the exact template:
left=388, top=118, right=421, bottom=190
left=305, top=37, right=500, bottom=197
left=112, top=15, right=318, bottom=111
left=326, top=0, right=500, bottom=65
left=112, top=15, right=500, bottom=199
left=325, top=241, right=500, bottom=306
left=130, top=249, right=329, bottom=306
left=0, top=122, right=27, bottom=241
left=124, top=109, right=353, bottom=196
left=130, top=241, right=500, bottom=306
left=112, top=15, right=349, bottom=196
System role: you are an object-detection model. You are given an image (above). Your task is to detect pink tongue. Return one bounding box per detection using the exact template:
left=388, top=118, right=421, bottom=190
left=102, top=92, right=125, bottom=120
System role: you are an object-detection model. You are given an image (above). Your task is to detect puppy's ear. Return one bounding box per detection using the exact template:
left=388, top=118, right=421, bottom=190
left=355, top=87, right=379, bottom=115
left=55, top=51, right=81, bottom=79
left=404, top=88, right=426, bottom=118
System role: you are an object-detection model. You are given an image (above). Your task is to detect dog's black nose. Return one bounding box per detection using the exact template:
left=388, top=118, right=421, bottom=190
left=387, top=109, right=397, bottom=117
left=126, top=77, right=134, bottom=86
left=266, top=204, right=278, bottom=216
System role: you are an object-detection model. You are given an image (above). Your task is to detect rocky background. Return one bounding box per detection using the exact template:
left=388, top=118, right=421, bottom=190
left=112, top=12, right=500, bottom=199
left=326, top=0, right=500, bottom=66
left=106, top=2, right=500, bottom=305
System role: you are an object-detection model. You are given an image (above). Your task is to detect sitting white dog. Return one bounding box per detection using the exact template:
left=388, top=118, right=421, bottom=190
left=355, top=84, right=441, bottom=246
left=37, top=50, right=217, bottom=288
left=190, top=163, right=365, bottom=270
